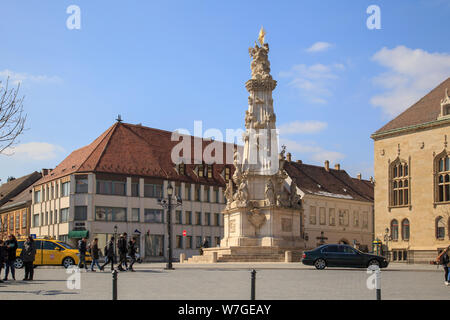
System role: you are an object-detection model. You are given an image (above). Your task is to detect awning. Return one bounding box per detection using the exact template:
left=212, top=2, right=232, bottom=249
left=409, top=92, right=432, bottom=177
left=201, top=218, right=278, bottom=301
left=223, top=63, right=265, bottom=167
left=68, top=230, right=89, bottom=239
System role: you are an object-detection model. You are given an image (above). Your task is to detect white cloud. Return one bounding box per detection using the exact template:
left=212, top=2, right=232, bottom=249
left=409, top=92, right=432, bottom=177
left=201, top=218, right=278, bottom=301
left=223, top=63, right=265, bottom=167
left=0, top=69, right=62, bottom=86
left=280, top=138, right=345, bottom=164
left=306, top=42, right=333, bottom=53
left=279, top=120, right=328, bottom=135
left=370, top=46, right=450, bottom=116
left=279, top=63, right=345, bottom=104
left=4, top=142, right=65, bottom=161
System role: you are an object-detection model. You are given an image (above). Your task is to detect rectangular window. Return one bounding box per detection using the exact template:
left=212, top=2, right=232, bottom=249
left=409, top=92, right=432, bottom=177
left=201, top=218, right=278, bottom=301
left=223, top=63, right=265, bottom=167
left=61, top=182, right=70, bottom=197
left=44, top=212, right=48, bottom=225
left=339, top=210, right=344, bottom=226
left=54, top=210, right=58, bottom=224
left=15, top=214, right=20, bottom=230
left=34, top=190, right=41, bottom=203
left=310, top=206, right=317, bottom=225
left=131, top=183, right=139, bottom=197
left=51, top=185, right=54, bottom=199
left=176, top=235, right=183, bottom=249
left=145, top=235, right=164, bottom=257
left=60, top=208, right=69, bottom=223
left=144, top=183, right=163, bottom=198
left=206, top=187, right=211, bottom=202
left=74, top=206, right=87, bottom=221
left=319, top=207, right=326, bottom=225
left=215, top=237, right=221, bottom=247
left=185, top=184, right=191, bottom=201
left=95, top=207, right=127, bottom=222
left=329, top=208, right=335, bottom=226
left=75, top=176, right=88, bottom=193
left=33, top=214, right=39, bottom=227
left=175, top=210, right=182, bottom=224
left=185, top=211, right=192, bottom=225
left=214, top=187, right=219, bottom=203
left=195, top=185, right=201, bottom=202
left=144, top=209, right=164, bottom=223
left=49, top=210, right=53, bottom=225
left=131, top=208, right=140, bottom=222
left=205, top=212, right=211, bottom=226
left=214, top=213, right=220, bottom=226
left=22, top=211, right=27, bottom=228
left=362, top=212, right=368, bottom=229
left=196, top=236, right=202, bottom=248
left=186, top=236, right=192, bottom=249
left=195, top=212, right=202, bottom=225
left=96, top=180, right=126, bottom=196
left=353, top=211, right=359, bottom=227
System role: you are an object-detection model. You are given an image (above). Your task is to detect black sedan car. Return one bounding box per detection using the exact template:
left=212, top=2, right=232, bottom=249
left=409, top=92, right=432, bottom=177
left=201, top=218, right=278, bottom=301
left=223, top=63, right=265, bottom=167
left=302, top=244, right=389, bottom=270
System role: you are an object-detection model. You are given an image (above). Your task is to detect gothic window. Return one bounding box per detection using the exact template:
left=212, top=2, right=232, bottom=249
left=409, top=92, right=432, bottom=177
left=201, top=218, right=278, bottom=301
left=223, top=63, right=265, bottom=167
left=401, top=219, right=410, bottom=241
left=436, top=216, right=445, bottom=239
left=436, top=153, right=450, bottom=203
left=391, top=219, right=399, bottom=241
left=390, top=159, right=410, bottom=207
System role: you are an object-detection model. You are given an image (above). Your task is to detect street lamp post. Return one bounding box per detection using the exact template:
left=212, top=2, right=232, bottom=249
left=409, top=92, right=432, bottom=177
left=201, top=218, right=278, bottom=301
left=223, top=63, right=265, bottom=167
left=158, top=183, right=182, bottom=270
left=113, top=225, right=118, bottom=265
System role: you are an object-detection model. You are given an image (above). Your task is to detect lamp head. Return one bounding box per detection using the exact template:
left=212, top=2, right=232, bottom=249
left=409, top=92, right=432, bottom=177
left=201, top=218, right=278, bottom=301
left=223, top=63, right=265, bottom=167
left=167, top=184, right=173, bottom=196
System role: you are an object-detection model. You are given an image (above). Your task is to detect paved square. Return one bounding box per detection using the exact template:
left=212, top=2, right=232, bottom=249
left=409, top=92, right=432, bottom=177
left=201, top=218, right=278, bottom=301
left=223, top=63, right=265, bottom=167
left=0, top=263, right=448, bottom=300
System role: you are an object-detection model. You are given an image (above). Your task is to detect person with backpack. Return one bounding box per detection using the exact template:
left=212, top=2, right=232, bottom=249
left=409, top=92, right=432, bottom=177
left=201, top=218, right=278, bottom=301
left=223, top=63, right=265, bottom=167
left=77, top=237, right=88, bottom=271
left=20, top=236, right=36, bottom=281
left=3, top=234, right=18, bottom=281
left=436, top=245, right=450, bottom=286
left=89, top=238, right=101, bottom=272
left=100, top=237, right=115, bottom=271
left=127, top=237, right=137, bottom=272
left=117, top=233, right=128, bottom=271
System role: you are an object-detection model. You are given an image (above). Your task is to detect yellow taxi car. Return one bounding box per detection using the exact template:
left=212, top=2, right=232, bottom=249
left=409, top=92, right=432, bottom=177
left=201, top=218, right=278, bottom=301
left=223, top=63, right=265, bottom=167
left=15, top=238, right=92, bottom=269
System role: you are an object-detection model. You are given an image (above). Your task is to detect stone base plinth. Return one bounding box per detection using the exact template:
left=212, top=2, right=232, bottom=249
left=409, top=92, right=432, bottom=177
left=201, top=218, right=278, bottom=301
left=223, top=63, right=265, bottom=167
left=186, top=246, right=304, bottom=263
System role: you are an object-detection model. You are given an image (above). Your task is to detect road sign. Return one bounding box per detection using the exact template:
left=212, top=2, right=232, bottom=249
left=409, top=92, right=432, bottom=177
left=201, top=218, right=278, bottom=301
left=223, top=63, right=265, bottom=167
left=182, top=230, right=187, bottom=237
left=30, top=234, right=36, bottom=239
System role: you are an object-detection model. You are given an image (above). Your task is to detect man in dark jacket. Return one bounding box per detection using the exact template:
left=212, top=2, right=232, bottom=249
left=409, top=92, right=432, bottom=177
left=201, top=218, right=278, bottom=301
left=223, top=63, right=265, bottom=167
left=0, top=240, right=6, bottom=283
left=20, top=236, right=36, bottom=281
left=117, top=233, right=128, bottom=271
left=89, top=238, right=101, bottom=272
left=438, top=245, right=450, bottom=286
left=100, top=237, right=115, bottom=271
left=3, top=234, right=18, bottom=281
left=127, top=238, right=137, bottom=272
left=77, top=237, right=88, bottom=271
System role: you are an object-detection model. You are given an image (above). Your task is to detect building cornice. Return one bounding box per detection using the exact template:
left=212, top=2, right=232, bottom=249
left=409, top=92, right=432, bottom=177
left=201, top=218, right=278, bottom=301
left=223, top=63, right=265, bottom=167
left=371, top=117, right=450, bottom=141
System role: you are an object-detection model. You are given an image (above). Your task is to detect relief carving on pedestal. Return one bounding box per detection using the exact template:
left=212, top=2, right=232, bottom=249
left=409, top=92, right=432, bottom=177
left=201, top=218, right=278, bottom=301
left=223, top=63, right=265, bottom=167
left=247, top=207, right=267, bottom=231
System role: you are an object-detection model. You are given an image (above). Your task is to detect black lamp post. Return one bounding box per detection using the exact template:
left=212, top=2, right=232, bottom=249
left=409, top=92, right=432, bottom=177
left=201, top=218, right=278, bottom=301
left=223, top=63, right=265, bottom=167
left=158, top=183, right=182, bottom=270
left=113, top=225, right=118, bottom=265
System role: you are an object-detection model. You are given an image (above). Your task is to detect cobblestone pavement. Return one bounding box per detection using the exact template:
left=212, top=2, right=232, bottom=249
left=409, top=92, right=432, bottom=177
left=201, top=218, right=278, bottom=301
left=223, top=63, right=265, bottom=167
left=0, top=262, right=448, bottom=300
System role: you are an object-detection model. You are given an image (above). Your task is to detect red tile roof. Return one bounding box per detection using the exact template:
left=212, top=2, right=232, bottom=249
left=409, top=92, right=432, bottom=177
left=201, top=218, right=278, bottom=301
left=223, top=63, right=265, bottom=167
left=36, top=122, right=235, bottom=187
left=373, top=77, right=450, bottom=137
left=284, top=161, right=374, bottom=202
left=0, top=172, right=42, bottom=207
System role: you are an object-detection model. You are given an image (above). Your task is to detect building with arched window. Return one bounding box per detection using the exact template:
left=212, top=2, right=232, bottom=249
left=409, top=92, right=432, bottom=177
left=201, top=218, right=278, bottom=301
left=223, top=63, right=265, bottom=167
left=372, top=78, right=450, bottom=263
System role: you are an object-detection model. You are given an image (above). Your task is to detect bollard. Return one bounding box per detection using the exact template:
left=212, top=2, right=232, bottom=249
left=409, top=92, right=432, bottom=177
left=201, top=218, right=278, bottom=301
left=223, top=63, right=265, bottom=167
left=375, top=268, right=381, bottom=300
left=112, top=269, right=118, bottom=300
left=250, top=269, right=256, bottom=300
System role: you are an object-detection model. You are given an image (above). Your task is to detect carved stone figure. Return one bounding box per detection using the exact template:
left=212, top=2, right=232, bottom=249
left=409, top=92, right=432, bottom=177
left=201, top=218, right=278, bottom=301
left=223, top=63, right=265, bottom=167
left=264, top=178, right=275, bottom=206
left=289, top=179, right=302, bottom=209
left=234, top=181, right=249, bottom=206
left=224, top=180, right=234, bottom=208
left=249, top=43, right=272, bottom=80
left=232, top=149, right=242, bottom=184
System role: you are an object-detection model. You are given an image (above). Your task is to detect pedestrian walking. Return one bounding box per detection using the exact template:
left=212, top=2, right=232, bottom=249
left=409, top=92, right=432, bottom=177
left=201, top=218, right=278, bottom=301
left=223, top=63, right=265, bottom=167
left=100, top=237, right=115, bottom=271
left=89, top=238, right=102, bottom=272
left=3, top=234, right=18, bottom=281
left=127, top=237, right=137, bottom=272
left=436, top=245, right=450, bottom=286
left=77, top=237, right=88, bottom=271
left=117, top=233, right=128, bottom=271
left=0, top=240, right=6, bottom=283
left=20, top=236, right=36, bottom=281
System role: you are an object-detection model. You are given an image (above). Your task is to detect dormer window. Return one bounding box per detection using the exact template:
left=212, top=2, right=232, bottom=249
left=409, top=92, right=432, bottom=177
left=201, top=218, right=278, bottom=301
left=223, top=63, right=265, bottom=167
left=439, top=88, right=450, bottom=119
left=198, top=164, right=204, bottom=177
left=178, top=163, right=185, bottom=175
left=207, top=165, right=213, bottom=178
left=224, top=167, right=230, bottom=181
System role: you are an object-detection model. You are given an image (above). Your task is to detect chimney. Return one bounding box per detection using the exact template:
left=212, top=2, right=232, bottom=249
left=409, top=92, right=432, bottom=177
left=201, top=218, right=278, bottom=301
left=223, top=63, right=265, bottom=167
left=334, top=163, right=340, bottom=170
left=41, top=169, right=50, bottom=176
left=324, top=160, right=329, bottom=171
left=370, top=176, right=374, bottom=183
left=286, top=153, right=292, bottom=162
left=357, top=173, right=362, bottom=180
left=296, top=160, right=302, bottom=164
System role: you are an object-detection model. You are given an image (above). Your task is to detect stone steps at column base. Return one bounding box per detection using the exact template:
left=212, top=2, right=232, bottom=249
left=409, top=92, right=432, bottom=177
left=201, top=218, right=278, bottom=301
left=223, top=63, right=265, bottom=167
left=217, top=254, right=285, bottom=262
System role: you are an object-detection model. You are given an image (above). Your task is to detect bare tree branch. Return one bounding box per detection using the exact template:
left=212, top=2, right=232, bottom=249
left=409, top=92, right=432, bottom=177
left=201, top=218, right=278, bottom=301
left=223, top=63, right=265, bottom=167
left=0, top=77, right=26, bottom=154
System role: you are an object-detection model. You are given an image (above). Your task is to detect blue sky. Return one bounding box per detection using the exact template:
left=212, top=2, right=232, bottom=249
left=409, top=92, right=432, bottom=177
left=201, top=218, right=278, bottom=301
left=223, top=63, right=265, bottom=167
left=1, top=0, right=450, bottom=183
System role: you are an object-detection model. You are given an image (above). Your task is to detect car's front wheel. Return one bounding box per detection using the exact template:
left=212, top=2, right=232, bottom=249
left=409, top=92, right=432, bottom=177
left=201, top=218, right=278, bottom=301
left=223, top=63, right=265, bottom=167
left=368, top=259, right=380, bottom=268
left=62, top=257, right=75, bottom=269
left=14, top=258, right=24, bottom=269
left=314, top=258, right=326, bottom=270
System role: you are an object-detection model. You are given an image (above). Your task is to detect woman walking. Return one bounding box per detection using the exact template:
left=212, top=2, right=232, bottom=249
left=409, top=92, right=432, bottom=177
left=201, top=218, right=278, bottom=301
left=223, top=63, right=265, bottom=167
left=3, top=234, right=18, bottom=281
left=89, top=238, right=102, bottom=272
left=20, top=236, right=36, bottom=281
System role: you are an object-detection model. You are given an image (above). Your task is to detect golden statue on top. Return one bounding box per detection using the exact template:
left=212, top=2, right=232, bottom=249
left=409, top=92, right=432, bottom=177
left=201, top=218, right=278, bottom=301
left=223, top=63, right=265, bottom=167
left=258, top=26, right=266, bottom=45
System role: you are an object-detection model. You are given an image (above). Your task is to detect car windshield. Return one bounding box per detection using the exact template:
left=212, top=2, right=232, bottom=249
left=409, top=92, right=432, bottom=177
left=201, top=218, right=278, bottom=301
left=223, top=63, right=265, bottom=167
left=56, top=241, right=74, bottom=249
